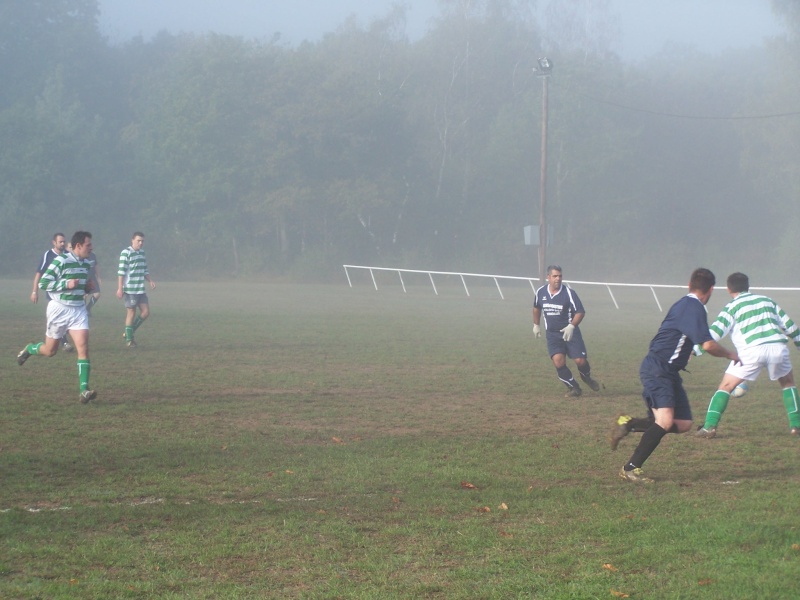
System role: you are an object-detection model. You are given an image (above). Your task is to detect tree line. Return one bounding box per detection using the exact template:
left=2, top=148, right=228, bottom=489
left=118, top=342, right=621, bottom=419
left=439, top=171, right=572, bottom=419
left=1, top=0, right=798, bottom=283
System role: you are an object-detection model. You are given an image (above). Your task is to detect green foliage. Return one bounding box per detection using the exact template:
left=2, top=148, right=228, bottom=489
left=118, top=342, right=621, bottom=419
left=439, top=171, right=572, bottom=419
left=0, top=2, right=798, bottom=281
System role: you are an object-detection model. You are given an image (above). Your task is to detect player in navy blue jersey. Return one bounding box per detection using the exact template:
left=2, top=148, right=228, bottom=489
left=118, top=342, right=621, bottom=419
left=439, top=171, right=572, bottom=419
left=532, top=265, right=601, bottom=397
left=610, top=268, right=741, bottom=483
left=30, top=232, right=74, bottom=352
left=30, top=233, right=66, bottom=305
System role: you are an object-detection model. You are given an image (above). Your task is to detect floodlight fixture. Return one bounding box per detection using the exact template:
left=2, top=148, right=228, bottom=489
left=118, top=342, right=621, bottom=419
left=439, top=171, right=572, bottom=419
left=535, top=57, right=552, bottom=76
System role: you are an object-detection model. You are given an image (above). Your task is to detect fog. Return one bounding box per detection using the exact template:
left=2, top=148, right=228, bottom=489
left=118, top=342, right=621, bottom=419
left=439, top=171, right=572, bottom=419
left=98, top=0, right=785, bottom=62
left=1, top=1, right=797, bottom=285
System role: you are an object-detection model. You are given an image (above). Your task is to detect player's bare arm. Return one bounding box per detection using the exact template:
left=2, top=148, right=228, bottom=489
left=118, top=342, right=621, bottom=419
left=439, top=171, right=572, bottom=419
left=701, top=340, right=741, bottom=365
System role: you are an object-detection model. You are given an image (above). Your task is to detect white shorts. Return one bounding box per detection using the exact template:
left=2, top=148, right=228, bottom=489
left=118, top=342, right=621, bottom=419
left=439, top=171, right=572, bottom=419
left=45, top=301, right=89, bottom=340
left=725, top=343, right=793, bottom=381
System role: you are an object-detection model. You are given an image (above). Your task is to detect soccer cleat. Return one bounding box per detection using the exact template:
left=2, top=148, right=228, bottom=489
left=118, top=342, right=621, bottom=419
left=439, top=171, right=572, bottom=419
left=80, top=390, right=97, bottom=404
left=17, top=348, right=31, bottom=366
left=565, top=386, right=582, bottom=398
left=610, top=415, right=632, bottom=450
left=581, top=374, right=601, bottom=392
left=695, top=426, right=717, bottom=439
left=126, top=340, right=137, bottom=348
left=62, top=341, right=74, bottom=353
left=619, top=466, right=654, bottom=484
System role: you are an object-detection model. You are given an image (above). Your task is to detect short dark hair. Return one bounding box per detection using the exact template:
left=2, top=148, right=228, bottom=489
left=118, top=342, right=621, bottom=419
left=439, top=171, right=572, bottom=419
left=689, top=268, right=716, bottom=294
left=133, top=231, right=145, bottom=239
left=53, top=232, right=65, bottom=241
left=546, top=265, right=562, bottom=275
left=727, top=272, right=749, bottom=294
left=71, top=231, right=92, bottom=247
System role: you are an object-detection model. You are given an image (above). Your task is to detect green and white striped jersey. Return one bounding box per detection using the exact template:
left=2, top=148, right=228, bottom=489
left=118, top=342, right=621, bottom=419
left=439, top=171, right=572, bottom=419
left=118, top=246, right=149, bottom=294
left=709, top=291, right=800, bottom=351
left=39, top=252, right=90, bottom=306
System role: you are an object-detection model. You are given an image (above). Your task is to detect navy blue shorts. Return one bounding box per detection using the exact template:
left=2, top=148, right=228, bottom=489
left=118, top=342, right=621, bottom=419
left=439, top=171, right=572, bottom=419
left=545, top=328, right=588, bottom=360
left=639, top=354, right=692, bottom=421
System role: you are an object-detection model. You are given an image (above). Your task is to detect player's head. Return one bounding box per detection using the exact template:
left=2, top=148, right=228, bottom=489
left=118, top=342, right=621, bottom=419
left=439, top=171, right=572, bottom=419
left=689, top=268, right=716, bottom=295
left=545, top=265, right=563, bottom=286
left=71, top=231, right=93, bottom=258
left=131, top=232, right=145, bottom=250
left=727, top=272, right=749, bottom=294
left=52, top=233, right=66, bottom=252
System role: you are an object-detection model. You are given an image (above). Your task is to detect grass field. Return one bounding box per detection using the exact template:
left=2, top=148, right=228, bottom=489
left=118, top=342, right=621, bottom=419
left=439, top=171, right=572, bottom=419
left=2, top=276, right=799, bottom=599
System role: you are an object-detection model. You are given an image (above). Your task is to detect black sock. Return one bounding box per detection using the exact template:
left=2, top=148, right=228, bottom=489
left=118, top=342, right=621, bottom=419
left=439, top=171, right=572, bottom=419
left=556, top=365, right=578, bottom=389
left=625, top=423, right=668, bottom=470
left=628, top=416, right=655, bottom=432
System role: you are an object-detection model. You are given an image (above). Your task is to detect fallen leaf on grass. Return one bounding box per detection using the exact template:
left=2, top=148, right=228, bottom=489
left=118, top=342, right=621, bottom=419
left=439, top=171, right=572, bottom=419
left=331, top=437, right=345, bottom=444
left=602, top=563, right=618, bottom=572
left=461, top=481, right=478, bottom=489
left=792, top=544, right=800, bottom=551
left=498, top=503, right=508, bottom=510
left=285, top=470, right=294, bottom=474
left=499, top=530, right=513, bottom=538
left=698, top=579, right=713, bottom=586
left=476, top=506, right=491, bottom=513
left=610, top=590, right=629, bottom=598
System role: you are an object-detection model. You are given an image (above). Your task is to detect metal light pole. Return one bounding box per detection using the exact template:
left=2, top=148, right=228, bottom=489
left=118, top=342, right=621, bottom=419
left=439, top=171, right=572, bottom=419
left=535, top=57, right=551, bottom=283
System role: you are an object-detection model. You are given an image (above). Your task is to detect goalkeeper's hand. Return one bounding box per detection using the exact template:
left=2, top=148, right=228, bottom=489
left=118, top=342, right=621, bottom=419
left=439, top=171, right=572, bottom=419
left=561, top=323, right=575, bottom=342
left=532, top=324, right=541, bottom=338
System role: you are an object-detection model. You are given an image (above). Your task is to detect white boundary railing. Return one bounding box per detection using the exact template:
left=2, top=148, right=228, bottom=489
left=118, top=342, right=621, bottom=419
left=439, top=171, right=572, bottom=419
left=343, top=264, right=800, bottom=312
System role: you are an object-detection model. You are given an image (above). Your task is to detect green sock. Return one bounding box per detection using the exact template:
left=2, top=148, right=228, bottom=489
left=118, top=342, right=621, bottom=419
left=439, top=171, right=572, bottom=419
left=125, top=326, right=134, bottom=341
left=27, top=342, right=43, bottom=355
left=704, top=390, right=730, bottom=428
left=77, top=359, right=90, bottom=392
left=782, top=387, right=800, bottom=429
left=132, top=316, right=144, bottom=331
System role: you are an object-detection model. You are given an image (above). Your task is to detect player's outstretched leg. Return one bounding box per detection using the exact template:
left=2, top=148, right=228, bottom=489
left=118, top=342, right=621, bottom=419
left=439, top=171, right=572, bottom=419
left=17, top=342, right=43, bottom=366
left=696, top=390, right=730, bottom=439
left=783, top=387, right=800, bottom=435
left=610, top=415, right=654, bottom=450
left=557, top=365, right=581, bottom=397
left=78, top=359, right=96, bottom=403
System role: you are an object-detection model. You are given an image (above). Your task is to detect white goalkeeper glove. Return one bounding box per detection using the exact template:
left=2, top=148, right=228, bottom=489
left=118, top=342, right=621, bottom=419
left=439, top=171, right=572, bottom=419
left=532, top=324, right=541, bottom=338
left=561, top=323, right=575, bottom=342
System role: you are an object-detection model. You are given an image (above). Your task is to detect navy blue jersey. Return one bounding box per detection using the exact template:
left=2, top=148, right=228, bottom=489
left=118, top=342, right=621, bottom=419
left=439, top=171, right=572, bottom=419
left=647, top=294, right=712, bottom=371
left=36, top=249, right=62, bottom=274
left=533, top=284, right=585, bottom=332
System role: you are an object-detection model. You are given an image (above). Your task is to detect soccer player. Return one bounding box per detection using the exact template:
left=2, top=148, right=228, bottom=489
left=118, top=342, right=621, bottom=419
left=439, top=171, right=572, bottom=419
left=695, top=272, right=800, bottom=438
left=610, top=268, right=740, bottom=483
left=532, top=265, right=601, bottom=397
left=30, top=233, right=66, bottom=304
left=116, top=232, right=156, bottom=347
left=17, top=231, right=97, bottom=404
left=30, top=232, right=74, bottom=352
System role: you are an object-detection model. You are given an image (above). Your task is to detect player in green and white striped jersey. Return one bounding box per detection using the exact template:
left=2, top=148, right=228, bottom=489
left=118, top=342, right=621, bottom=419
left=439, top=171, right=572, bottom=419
left=17, top=231, right=98, bottom=404
left=696, top=272, right=800, bottom=438
left=116, top=231, right=156, bottom=347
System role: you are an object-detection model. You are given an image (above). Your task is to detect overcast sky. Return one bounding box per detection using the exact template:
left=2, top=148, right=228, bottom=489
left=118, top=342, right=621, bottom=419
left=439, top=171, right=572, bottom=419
left=97, top=0, right=786, bottom=62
